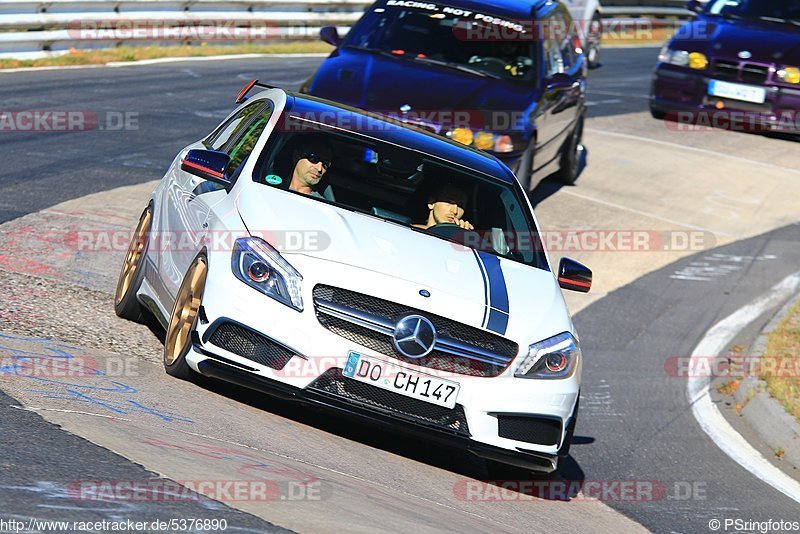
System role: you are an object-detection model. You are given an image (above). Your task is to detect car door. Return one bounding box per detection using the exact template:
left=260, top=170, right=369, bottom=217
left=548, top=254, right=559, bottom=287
left=534, top=7, right=584, bottom=172
left=161, top=100, right=270, bottom=297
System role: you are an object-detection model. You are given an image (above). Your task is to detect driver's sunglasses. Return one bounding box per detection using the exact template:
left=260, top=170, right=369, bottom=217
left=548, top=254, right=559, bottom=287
left=302, top=152, right=332, bottom=170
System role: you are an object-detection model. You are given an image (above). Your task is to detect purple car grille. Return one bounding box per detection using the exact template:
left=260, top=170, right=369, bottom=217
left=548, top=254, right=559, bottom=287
left=712, top=59, right=769, bottom=85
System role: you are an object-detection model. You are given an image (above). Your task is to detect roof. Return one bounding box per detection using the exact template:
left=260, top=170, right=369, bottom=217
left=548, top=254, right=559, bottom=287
left=283, top=91, right=517, bottom=184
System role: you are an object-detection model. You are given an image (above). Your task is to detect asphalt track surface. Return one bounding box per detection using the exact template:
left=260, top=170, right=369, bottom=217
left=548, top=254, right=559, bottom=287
left=1, top=48, right=800, bottom=532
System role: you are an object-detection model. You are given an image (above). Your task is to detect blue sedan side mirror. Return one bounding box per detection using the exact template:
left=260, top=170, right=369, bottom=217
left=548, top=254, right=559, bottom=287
left=320, top=26, right=342, bottom=47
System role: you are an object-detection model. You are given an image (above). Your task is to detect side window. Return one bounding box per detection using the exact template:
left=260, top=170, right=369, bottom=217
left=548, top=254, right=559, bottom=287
left=203, top=101, right=264, bottom=151
left=544, top=10, right=576, bottom=74
left=226, top=101, right=274, bottom=175
left=555, top=9, right=579, bottom=69
left=543, top=32, right=564, bottom=77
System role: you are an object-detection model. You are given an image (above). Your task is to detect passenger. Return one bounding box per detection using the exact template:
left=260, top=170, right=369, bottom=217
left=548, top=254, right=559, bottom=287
left=414, top=183, right=474, bottom=230
left=288, top=140, right=333, bottom=199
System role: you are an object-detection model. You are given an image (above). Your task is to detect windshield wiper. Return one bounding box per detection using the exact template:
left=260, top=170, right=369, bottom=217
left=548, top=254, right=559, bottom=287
left=758, top=15, right=800, bottom=26
left=413, top=56, right=502, bottom=80
left=342, top=45, right=404, bottom=60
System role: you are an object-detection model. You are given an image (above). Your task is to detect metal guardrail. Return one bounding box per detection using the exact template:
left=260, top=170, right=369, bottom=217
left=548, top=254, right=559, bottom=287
left=0, top=1, right=694, bottom=59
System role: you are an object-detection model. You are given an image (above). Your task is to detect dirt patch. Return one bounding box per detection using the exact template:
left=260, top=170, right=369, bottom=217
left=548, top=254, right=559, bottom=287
left=0, top=268, right=164, bottom=364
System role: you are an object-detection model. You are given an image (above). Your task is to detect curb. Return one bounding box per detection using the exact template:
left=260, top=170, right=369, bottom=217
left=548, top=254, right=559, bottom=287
left=735, top=291, right=800, bottom=470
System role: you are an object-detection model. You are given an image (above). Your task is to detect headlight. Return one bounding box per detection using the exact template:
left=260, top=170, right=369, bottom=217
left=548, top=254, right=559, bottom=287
left=514, top=332, right=580, bottom=379
left=448, top=127, right=474, bottom=146
left=688, top=52, right=708, bottom=70
left=777, top=67, right=800, bottom=84
left=659, top=47, right=707, bottom=70
left=445, top=129, right=521, bottom=153
left=473, top=131, right=495, bottom=150
left=231, top=237, right=303, bottom=311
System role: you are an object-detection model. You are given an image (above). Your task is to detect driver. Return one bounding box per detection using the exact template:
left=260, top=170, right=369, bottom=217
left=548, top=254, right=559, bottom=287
left=288, top=138, right=333, bottom=198
left=413, top=183, right=474, bottom=230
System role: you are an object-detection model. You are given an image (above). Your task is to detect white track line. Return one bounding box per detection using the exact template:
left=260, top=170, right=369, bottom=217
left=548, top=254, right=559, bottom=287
left=559, top=189, right=734, bottom=237
left=587, top=128, right=800, bottom=174
left=688, top=271, right=800, bottom=503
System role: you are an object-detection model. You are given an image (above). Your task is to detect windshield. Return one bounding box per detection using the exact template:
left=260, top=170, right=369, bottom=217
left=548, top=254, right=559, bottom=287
left=253, top=128, right=549, bottom=271
left=342, top=3, right=539, bottom=83
left=704, top=0, right=800, bottom=22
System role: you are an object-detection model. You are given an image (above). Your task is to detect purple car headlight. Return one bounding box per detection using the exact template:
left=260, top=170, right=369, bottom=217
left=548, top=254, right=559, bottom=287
left=659, top=46, right=708, bottom=70
left=777, top=67, right=800, bottom=84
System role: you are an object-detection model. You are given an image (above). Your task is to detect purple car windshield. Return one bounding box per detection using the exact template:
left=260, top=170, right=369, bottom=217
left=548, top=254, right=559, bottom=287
left=705, top=0, right=800, bottom=23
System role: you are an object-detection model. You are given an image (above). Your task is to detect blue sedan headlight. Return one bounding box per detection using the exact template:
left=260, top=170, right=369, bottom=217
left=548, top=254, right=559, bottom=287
left=514, top=332, right=580, bottom=379
left=231, top=237, right=303, bottom=311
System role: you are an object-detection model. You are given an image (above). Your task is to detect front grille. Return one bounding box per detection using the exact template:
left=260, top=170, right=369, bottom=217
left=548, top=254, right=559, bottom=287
left=308, top=368, right=470, bottom=435
left=313, top=285, right=518, bottom=377
left=712, top=60, right=769, bottom=85
left=741, top=63, right=769, bottom=85
left=207, top=322, right=295, bottom=370
left=712, top=59, right=740, bottom=81
left=497, top=415, right=561, bottom=446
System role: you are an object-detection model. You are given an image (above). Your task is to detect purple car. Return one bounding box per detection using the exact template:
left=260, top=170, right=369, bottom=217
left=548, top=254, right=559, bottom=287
left=650, top=0, right=800, bottom=134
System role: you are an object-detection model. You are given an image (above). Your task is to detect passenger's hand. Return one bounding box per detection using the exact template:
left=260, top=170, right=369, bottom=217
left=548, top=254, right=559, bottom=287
left=455, top=218, right=474, bottom=230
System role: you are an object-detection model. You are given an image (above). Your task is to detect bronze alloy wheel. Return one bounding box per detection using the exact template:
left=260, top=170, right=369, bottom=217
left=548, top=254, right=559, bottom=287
left=164, top=255, right=207, bottom=376
left=114, top=206, right=151, bottom=321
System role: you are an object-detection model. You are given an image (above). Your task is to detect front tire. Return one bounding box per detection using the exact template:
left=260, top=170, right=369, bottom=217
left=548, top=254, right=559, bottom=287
left=516, top=143, right=534, bottom=191
left=114, top=205, right=152, bottom=322
left=163, top=254, right=208, bottom=380
left=555, top=116, right=584, bottom=185
left=650, top=106, right=667, bottom=120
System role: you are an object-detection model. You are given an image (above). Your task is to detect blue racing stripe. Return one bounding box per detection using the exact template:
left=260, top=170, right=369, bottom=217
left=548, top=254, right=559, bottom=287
left=487, top=308, right=509, bottom=335
left=472, top=249, right=490, bottom=328
left=476, top=251, right=510, bottom=335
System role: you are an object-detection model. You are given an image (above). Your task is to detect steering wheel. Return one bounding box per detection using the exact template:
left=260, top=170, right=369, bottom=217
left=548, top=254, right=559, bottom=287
left=426, top=222, right=464, bottom=239
left=468, top=56, right=509, bottom=69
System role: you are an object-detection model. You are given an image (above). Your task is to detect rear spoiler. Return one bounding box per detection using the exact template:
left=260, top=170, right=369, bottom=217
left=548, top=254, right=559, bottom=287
left=235, top=79, right=280, bottom=104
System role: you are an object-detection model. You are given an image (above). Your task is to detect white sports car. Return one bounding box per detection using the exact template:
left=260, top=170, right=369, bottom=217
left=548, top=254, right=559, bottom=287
left=115, top=82, right=592, bottom=474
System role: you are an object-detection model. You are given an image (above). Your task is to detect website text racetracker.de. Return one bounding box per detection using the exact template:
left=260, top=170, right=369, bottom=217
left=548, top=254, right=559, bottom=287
left=0, top=111, right=139, bottom=132
left=70, top=229, right=715, bottom=254
left=465, top=229, right=716, bottom=253
left=0, top=518, right=228, bottom=533
left=278, top=110, right=529, bottom=133
left=453, top=479, right=708, bottom=502
left=67, top=479, right=325, bottom=502
left=664, top=110, right=800, bottom=134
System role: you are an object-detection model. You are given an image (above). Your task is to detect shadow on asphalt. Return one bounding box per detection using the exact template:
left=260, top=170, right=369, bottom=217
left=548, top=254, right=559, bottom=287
left=528, top=177, right=568, bottom=208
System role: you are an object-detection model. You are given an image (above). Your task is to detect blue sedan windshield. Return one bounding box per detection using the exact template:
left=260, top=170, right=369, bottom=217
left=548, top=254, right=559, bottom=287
left=342, top=3, right=539, bottom=82
left=705, top=0, right=800, bottom=22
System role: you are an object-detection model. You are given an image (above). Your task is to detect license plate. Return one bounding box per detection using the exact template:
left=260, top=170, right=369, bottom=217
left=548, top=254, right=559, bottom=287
left=342, top=352, right=460, bottom=409
left=708, top=79, right=766, bottom=104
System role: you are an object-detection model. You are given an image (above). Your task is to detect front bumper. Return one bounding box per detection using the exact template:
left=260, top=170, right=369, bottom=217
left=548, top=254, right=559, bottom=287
left=192, top=352, right=575, bottom=472
left=186, top=251, right=580, bottom=472
left=650, top=64, right=800, bottom=133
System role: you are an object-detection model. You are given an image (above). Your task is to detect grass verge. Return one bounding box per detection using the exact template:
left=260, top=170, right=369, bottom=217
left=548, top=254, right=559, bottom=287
left=0, top=41, right=334, bottom=69
left=764, top=299, right=800, bottom=422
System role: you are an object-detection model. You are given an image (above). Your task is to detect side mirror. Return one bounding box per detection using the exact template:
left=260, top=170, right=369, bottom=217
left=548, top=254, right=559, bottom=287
left=558, top=258, right=592, bottom=293
left=546, top=73, right=574, bottom=92
left=686, top=0, right=703, bottom=13
left=320, top=26, right=342, bottom=47
left=181, top=149, right=232, bottom=190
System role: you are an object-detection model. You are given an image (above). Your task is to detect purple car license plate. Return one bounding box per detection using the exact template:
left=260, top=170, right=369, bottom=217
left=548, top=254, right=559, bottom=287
left=708, top=79, right=767, bottom=104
